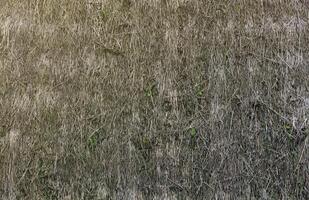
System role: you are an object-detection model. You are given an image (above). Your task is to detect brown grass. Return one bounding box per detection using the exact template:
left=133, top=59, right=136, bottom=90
left=0, top=0, right=308, bottom=199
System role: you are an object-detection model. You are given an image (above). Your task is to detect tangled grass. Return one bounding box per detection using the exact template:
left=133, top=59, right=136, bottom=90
left=0, top=0, right=308, bottom=199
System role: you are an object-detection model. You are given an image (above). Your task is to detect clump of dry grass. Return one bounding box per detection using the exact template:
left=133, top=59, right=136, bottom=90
left=0, top=0, right=308, bottom=199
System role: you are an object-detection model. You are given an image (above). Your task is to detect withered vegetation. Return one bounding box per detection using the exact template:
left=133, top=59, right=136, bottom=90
left=0, top=0, right=308, bottom=199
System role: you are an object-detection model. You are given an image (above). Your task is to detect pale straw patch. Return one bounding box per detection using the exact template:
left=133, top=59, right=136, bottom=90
left=9, top=129, right=20, bottom=150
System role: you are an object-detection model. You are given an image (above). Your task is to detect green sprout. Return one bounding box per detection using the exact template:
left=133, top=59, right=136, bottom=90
left=98, top=6, right=110, bottom=22
left=195, top=84, right=204, bottom=97
left=144, top=83, right=157, bottom=98
left=189, top=127, right=197, bottom=138
left=87, top=136, right=98, bottom=150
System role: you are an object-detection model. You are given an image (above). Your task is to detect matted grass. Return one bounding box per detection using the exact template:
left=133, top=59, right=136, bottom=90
left=0, top=0, right=308, bottom=199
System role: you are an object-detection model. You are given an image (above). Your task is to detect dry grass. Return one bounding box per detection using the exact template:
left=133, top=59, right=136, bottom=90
left=0, top=0, right=308, bottom=199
